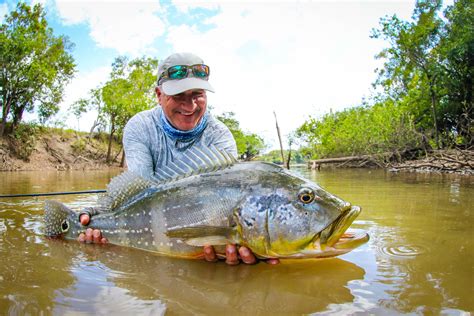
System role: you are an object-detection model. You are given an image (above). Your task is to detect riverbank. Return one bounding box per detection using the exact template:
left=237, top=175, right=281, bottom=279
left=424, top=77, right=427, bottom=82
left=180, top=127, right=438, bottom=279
left=308, top=149, right=473, bottom=176
left=1, top=129, right=472, bottom=175
left=0, top=129, right=123, bottom=171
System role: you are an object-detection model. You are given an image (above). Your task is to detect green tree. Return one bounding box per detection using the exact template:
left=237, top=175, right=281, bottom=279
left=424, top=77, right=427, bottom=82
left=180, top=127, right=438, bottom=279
left=101, top=56, right=158, bottom=163
left=69, top=87, right=107, bottom=142
left=296, top=101, right=421, bottom=159
left=0, top=2, right=75, bottom=136
left=216, top=112, right=265, bottom=160
left=438, top=0, right=473, bottom=146
left=372, top=0, right=444, bottom=148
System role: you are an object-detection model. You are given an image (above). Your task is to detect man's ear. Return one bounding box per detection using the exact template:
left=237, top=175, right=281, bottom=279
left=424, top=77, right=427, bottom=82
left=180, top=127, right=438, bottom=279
left=155, top=87, right=162, bottom=103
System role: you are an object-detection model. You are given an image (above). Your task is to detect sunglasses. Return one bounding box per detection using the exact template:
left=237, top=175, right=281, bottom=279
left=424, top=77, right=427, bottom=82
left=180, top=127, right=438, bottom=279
left=158, top=64, right=210, bottom=84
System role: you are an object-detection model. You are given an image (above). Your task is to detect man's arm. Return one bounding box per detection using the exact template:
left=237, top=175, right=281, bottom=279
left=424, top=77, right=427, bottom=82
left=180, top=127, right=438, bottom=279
left=122, top=114, right=156, bottom=178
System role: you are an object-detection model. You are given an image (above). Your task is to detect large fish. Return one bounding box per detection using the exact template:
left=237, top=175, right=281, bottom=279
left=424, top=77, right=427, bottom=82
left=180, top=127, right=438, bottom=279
left=44, top=147, right=369, bottom=259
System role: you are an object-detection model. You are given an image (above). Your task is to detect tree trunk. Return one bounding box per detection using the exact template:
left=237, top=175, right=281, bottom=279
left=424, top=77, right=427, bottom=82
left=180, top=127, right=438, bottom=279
left=273, top=111, right=286, bottom=167
left=0, top=98, right=13, bottom=137
left=88, top=120, right=100, bottom=140
left=106, top=121, right=115, bottom=163
left=12, top=104, right=26, bottom=131
left=429, top=84, right=440, bottom=149
left=286, top=149, right=291, bottom=169
left=120, top=148, right=126, bottom=167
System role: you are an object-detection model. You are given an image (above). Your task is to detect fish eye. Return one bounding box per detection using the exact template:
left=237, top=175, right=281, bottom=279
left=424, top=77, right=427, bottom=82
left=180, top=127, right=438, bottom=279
left=61, top=220, right=69, bottom=232
left=298, top=188, right=315, bottom=204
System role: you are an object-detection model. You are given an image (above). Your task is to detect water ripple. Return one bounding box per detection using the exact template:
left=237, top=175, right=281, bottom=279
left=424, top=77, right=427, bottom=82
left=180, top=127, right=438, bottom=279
left=378, top=243, right=427, bottom=258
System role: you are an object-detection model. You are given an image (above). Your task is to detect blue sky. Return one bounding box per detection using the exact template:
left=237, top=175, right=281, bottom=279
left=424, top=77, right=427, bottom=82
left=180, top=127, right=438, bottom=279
left=1, top=0, right=432, bottom=149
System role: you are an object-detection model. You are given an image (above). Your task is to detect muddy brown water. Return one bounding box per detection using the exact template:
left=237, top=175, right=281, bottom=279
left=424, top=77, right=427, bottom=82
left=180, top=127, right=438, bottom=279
left=0, top=168, right=472, bottom=315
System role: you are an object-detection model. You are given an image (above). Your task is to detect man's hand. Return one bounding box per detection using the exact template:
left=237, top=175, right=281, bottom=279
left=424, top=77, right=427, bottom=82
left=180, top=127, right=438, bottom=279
left=77, top=213, right=108, bottom=244
left=203, top=245, right=280, bottom=265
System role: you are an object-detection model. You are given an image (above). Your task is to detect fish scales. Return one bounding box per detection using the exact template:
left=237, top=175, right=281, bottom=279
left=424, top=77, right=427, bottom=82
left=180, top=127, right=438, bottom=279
left=44, top=148, right=369, bottom=259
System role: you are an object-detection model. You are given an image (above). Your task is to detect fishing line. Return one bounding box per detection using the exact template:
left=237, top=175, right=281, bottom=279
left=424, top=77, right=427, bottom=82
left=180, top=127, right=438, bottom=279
left=0, top=190, right=106, bottom=198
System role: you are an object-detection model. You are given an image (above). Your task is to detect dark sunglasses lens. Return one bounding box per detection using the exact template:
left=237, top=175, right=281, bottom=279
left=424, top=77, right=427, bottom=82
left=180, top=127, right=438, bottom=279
left=168, top=66, right=188, bottom=79
left=192, top=65, right=209, bottom=78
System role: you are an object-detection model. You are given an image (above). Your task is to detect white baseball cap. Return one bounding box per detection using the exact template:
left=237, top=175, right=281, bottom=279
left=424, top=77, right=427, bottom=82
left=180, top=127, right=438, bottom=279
left=157, top=52, right=215, bottom=95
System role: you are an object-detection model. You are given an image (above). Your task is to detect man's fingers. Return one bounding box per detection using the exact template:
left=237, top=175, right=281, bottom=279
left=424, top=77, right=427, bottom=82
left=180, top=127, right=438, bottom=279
left=80, top=214, right=90, bottom=226
left=92, top=229, right=101, bottom=243
left=85, top=228, right=93, bottom=243
left=266, top=258, right=280, bottom=265
left=203, top=245, right=218, bottom=262
left=225, top=244, right=239, bottom=265
left=77, top=233, right=86, bottom=243
left=238, top=246, right=257, bottom=265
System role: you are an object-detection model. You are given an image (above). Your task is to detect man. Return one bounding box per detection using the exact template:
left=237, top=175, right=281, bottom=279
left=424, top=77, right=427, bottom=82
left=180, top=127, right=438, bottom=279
left=78, top=52, right=279, bottom=265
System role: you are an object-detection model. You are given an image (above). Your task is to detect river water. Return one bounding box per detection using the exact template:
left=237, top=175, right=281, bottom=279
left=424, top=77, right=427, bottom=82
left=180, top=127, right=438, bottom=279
left=0, top=168, right=472, bottom=315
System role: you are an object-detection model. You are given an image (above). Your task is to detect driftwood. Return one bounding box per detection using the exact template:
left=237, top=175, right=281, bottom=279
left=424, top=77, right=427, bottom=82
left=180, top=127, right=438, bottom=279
left=308, top=149, right=473, bottom=175
left=308, top=153, right=392, bottom=170
left=388, top=149, right=473, bottom=174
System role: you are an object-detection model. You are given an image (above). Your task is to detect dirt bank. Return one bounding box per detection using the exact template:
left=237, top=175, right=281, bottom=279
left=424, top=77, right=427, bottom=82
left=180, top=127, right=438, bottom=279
left=0, top=130, right=123, bottom=172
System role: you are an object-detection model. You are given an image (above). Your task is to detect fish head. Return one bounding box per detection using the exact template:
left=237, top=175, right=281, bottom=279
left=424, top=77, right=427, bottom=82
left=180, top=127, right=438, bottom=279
left=44, top=200, right=80, bottom=239
left=236, top=164, right=368, bottom=258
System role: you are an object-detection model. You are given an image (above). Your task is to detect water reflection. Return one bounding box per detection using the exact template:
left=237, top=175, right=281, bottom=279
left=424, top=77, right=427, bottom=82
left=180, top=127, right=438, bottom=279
left=0, top=211, right=75, bottom=314
left=48, top=241, right=365, bottom=315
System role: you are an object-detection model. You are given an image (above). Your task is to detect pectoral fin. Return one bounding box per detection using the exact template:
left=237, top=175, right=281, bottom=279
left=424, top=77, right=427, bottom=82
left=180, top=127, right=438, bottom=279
left=184, top=236, right=230, bottom=246
left=166, top=226, right=238, bottom=246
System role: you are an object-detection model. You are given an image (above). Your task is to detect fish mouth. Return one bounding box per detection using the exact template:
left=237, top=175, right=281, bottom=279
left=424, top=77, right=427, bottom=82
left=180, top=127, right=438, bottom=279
left=294, top=205, right=369, bottom=259
left=319, top=205, right=363, bottom=248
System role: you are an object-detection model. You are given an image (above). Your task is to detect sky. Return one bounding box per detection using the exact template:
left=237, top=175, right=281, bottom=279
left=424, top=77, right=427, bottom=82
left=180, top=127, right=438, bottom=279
left=1, top=0, right=422, bottom=150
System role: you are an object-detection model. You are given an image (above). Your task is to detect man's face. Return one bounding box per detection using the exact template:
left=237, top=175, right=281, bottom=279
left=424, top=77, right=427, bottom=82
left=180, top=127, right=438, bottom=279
left=156, top=88, right=207, bottom=131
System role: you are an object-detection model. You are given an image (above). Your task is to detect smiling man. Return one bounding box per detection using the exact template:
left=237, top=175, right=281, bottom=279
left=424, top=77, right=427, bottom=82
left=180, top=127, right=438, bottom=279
left=78, top=52, right=279, bottom=264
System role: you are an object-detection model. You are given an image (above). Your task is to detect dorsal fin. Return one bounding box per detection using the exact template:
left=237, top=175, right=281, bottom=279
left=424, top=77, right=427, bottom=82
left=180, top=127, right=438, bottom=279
left=98, top=171, right=155, bottom=210
left=97, top=147, right=236, bottom=210
left=153, top=146, right=237, bottom=182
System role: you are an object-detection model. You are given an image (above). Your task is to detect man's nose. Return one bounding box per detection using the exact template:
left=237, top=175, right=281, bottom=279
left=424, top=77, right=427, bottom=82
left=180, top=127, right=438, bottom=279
left=178, top=95, right=198, bottom=107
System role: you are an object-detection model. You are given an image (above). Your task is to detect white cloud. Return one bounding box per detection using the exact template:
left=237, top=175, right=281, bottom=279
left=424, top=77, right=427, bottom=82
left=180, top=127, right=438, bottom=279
left=60, top=66, right=111, bottom=131
left=47, top=0, right=417, bottom=150
left=165, top=2, right=414, bottom=149
left=54, top=0, right=166, bottom=55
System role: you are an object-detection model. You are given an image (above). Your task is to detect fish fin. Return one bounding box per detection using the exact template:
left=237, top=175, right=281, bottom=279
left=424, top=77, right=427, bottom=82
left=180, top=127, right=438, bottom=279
left=166, top=226, right=237, bottom=244
left=97, top=171, right=155, bottom=210
left=155, top=146, right=237, bottom=182
left=184, top=236, right=230, bottom=246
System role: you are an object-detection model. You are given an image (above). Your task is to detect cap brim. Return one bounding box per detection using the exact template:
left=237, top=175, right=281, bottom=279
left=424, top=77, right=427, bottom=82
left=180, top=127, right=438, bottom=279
left=162, top=78, right=215, bottom=95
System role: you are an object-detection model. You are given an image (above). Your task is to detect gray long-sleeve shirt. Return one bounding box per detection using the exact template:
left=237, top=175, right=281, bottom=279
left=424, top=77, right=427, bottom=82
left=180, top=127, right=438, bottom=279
left=123, top=106, right=237, bottom=180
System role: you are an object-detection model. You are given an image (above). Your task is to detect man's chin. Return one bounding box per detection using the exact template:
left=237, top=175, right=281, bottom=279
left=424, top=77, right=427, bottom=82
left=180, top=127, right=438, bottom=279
left=174, top=119, right=199, bottom=131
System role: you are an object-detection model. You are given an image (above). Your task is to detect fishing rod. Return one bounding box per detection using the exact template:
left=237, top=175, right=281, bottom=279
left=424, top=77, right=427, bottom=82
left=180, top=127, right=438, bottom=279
left=0, top=189, right=106, bottom=198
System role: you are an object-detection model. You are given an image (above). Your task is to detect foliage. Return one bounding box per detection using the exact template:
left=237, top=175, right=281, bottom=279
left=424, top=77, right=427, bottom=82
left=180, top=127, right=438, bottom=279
left=258, top=149, right=306, bottom=164
left=101, top=56, right=158, bottom=162
left=0, top=3, right=76, bottom=136
left=71, top=137, right=86, bottom=153
left=437, top=0, right=473, bottom=146
left=296, top=101, right=422, bottom=159
left=71, top=56, right=158, bottom=162
left=216, top=112, right=265, bottom=160
left=8, top=122, right=40, bottom=161
left=297, top=0, right=472, bottom=159
left=371, top=0, right=472, bottom=148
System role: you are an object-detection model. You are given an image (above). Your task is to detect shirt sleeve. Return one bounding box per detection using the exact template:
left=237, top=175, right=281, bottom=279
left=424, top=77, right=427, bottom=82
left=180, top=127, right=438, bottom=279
left=123, top=114, right=156, bottom=179
left=210, top=124, right=238, bottom=158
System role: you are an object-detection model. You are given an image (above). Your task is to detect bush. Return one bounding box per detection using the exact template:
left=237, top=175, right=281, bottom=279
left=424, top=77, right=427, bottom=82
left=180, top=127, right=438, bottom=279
left=9, top=123, right=40, bottom=161
left=296, top=100, right=423, bottom=159
left=71, top=137, right=86, bottom=153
